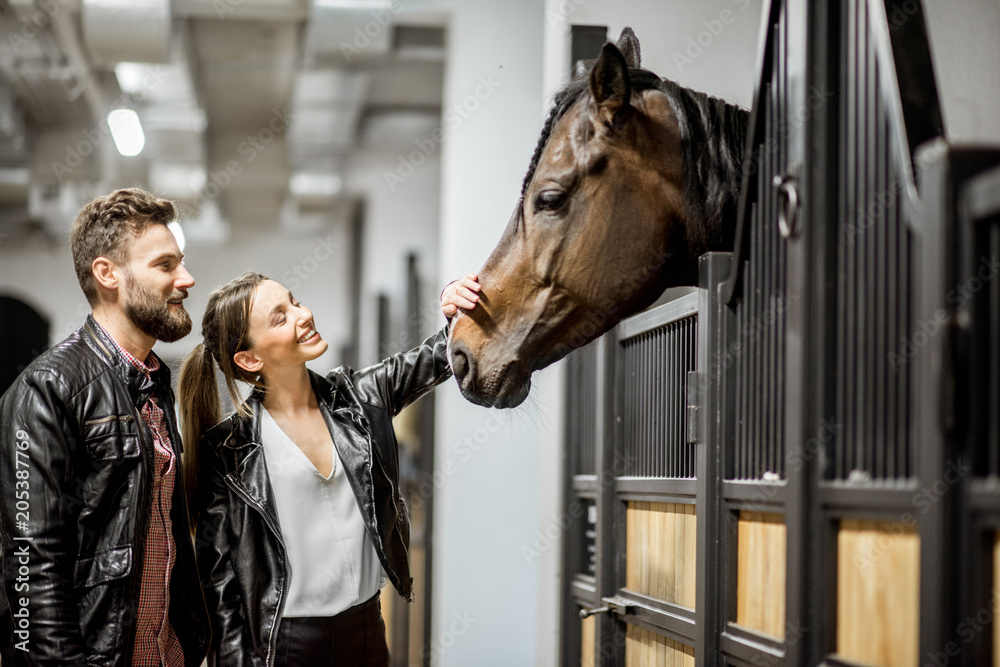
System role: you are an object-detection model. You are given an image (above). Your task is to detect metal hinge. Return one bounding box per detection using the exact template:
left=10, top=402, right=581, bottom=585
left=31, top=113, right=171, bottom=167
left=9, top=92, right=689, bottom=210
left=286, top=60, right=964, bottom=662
left=579, top=596, right=636, bottom=619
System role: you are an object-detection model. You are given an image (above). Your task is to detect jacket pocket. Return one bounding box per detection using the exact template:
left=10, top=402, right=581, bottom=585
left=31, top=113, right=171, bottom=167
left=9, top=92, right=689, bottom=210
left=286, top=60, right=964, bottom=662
left=74, top=545, right=133, bottom=588
left=83, top=414, right=140, bottom=460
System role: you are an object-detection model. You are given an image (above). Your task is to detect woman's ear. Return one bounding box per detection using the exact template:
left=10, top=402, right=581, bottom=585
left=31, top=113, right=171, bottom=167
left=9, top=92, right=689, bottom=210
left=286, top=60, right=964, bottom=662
left=234, top=350, right=263, bottom=374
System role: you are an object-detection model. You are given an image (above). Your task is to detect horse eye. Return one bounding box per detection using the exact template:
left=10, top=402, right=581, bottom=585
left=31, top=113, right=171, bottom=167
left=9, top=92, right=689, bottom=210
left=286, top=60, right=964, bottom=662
left=534, top=190, right=567, bottom=213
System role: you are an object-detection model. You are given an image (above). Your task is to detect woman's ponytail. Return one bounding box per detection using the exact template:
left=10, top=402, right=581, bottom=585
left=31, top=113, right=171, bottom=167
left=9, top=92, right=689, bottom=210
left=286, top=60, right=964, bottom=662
left=177, top=270, right=268, bottom=528
left=179, top=342, right=221, bottom=527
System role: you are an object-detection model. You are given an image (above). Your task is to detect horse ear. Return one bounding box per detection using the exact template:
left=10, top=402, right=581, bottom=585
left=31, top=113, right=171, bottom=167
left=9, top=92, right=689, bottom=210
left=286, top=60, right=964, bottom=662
left=589, top=42, right=632, bottom=126
left=617, top=27, right=641, bottom=68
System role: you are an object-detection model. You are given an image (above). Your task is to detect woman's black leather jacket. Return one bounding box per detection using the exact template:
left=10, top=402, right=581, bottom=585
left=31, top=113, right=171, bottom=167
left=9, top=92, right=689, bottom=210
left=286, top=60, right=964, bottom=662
left=194, top=327, right=451, bottom=666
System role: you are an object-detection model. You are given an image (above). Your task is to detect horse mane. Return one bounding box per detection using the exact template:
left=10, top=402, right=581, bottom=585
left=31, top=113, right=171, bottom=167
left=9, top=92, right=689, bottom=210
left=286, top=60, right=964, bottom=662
left=520, top=67, right=749, bottom=256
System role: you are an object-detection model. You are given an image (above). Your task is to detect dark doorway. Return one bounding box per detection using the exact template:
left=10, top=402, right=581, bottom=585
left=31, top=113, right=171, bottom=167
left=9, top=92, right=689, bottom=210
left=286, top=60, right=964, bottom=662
left=0, top=296, right=50, bottom=394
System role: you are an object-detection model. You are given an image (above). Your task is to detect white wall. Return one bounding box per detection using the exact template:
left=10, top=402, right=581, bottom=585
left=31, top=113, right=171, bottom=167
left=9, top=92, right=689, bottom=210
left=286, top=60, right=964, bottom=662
left=924, top=0, right=1000, bottom=143
left=545, top=0, right=763, bottom=109
left=431, top=1, right=552, bottom=666
left=344, top=144, right=443, bottom=365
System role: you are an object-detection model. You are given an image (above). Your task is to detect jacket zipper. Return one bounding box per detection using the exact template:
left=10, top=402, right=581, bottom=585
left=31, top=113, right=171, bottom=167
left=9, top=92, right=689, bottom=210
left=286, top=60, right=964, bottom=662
left=355, top=413, right=381, bottom=548
left=223, top=476, right=286, bottom=667
left=83, top=414, right=134, bottom=426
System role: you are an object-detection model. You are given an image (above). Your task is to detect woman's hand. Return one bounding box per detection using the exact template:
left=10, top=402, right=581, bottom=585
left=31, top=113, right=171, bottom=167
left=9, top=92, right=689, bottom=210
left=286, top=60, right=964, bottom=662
left=441, top=274, right=481, bottom=319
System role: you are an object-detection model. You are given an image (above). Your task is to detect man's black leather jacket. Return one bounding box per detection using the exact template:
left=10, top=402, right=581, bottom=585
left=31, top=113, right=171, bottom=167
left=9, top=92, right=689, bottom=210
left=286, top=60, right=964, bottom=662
left=0, top=316, right=210, bottom=666
left=195, top=326, right=451, bottom=666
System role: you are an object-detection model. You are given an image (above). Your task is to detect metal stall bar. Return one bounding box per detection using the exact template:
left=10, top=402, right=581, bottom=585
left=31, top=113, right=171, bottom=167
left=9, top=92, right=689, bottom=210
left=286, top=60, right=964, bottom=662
left=560, top=339, right=600, bottom=666
left=694, top=253, right=737, bottom=667
left=592, top=331, right=625, bottom=664
left=780, top=0, right=826, bottom=663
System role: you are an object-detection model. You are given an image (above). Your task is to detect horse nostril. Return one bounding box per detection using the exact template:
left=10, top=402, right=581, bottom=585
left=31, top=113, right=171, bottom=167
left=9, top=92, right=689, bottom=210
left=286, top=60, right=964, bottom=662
left=452, top=351, right=468, bottom=378
left=450, top=341, right=475, bottom=385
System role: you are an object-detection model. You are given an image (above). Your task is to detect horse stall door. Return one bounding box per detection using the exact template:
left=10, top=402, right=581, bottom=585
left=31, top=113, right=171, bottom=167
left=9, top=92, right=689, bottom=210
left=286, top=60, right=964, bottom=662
left=707, top=0, right=796, bottom=662
left=718, top=0, right=947, bottom=663
left=776, top=0, right=949, bottom=664
left=565, top=294, right=701, bottom=665
left=615, top=296, right=701, bottom=666
left=810, top=0, right=946, bottom=665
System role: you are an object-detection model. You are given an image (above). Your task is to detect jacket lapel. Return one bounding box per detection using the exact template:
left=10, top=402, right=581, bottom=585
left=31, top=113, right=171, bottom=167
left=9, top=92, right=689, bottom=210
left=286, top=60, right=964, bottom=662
left=311, top=372, right=379, bottom=542
left=223, top=402, right=284, bottom=537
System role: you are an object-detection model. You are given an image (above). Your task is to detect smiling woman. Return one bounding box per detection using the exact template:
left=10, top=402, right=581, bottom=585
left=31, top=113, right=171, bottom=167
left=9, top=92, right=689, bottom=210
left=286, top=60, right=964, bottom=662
left=178, top=271, right=479, bottom=666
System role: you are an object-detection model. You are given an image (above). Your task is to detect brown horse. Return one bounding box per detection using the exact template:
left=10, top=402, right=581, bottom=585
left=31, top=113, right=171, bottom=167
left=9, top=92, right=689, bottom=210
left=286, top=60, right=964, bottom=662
left=448, top=28, right=749, bottom=408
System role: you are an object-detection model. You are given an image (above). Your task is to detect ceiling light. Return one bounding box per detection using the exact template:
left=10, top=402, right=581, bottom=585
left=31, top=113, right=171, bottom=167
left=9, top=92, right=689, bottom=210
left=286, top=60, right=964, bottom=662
left=114, top=63, right=148, bottom=95
left=107, top=109, right=145, bottom=157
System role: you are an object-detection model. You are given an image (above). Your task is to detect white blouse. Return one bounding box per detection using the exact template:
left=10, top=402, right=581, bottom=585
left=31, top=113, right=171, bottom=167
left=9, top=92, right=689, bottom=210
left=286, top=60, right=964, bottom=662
left=260, top=407, right=385, bottom=618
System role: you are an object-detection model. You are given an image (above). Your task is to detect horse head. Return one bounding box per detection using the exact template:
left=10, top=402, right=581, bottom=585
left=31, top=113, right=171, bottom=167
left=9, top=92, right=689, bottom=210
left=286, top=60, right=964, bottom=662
left=449, top=28, right=747, bottom=408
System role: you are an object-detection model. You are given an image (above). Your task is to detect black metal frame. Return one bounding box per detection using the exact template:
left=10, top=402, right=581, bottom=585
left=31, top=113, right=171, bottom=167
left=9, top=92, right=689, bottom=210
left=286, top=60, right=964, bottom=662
left=916, top=146, right=1000, bottom=666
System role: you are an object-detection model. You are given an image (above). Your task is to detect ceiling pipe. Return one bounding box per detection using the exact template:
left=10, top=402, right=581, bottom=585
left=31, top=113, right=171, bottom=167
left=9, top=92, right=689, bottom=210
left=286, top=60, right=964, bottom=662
left=81, top=0, right=171, bottom=65
left=47, top=4, right=108, bottom=126
left=171, top=0, right=309, bottom=21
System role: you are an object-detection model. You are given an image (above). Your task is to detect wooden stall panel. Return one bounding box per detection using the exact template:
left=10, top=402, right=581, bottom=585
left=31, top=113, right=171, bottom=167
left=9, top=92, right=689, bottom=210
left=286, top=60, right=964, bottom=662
left=626, top=502, right=697, bottom=608
left=836, top=519, right=919, bottom=666
left=735, top=511, right=787, bottom=639
left=581, top=615, right=595, bottom=667
left=625, top=624, right=695, bottom=667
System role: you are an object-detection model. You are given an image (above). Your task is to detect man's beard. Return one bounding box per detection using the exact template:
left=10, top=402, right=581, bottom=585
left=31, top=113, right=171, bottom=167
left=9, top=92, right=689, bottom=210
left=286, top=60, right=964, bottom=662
left=122, top=271, right=192, bottom=343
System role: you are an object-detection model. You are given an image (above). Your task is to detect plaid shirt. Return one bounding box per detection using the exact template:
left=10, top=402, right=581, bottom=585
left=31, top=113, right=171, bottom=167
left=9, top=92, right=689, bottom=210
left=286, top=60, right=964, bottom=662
left=97, top=324, right=185, bottom=666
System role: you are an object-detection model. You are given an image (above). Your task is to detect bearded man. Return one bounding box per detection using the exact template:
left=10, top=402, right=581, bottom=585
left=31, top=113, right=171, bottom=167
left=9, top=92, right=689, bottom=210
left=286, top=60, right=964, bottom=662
left=0, top=188, right=210, bottom=666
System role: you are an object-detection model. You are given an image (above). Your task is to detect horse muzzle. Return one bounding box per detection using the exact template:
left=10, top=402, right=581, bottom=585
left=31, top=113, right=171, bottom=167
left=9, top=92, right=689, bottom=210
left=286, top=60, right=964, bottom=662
left=448, top=338, right=531, bottom=409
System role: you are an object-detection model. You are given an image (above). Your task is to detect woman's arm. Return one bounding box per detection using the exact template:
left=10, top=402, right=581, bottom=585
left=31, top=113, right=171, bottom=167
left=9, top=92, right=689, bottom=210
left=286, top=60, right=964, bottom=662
left=349, top=275, right=480, bottom=415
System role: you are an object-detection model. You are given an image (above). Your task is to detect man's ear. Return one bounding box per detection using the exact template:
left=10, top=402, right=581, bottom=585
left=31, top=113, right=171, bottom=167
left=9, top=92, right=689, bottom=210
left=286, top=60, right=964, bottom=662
left=234, top=350, right=263, bottom=374
left=92, top=257, right=119, bottom=291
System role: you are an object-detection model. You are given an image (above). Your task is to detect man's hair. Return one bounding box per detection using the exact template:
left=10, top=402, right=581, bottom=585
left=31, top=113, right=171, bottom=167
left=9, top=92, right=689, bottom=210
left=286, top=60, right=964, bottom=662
left=70, top=188, right=177, bottom=304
